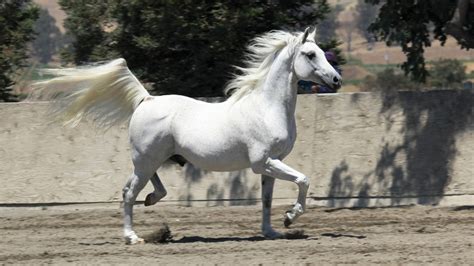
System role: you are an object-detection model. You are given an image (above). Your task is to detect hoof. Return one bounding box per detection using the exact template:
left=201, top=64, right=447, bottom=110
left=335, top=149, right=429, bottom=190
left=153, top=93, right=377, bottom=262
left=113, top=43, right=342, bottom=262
left=263, top=229, right=283, bottom=240
left=144, top=193, right=154, bottom=206
left=284, top=203, right=303, bottom=228
left=125, top=236, right=145, bottom=245
left=125, top=231, right=145, bottom=245
left=129, top=238, right=145, bottom=245
left=144, top=192, right=166, bottom=206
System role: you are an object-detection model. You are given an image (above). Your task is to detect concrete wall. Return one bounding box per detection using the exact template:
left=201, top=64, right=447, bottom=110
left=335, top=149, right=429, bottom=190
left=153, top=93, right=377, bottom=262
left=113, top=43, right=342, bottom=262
left=1, top=90, right=473, bottom=207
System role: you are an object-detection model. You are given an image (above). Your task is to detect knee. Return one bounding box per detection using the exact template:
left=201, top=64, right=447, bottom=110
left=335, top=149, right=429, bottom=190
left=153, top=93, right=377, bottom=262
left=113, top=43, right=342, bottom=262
left=122, top=187, right=129, bottom=200
left=296, top=175, right=309, bottom=187
left=122, top=187, right=136, bottom=203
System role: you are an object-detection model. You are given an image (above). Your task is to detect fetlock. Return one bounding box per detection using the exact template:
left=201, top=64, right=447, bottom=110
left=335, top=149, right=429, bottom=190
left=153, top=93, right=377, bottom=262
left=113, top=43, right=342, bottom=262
left=283, top=203, right=304, bottom=227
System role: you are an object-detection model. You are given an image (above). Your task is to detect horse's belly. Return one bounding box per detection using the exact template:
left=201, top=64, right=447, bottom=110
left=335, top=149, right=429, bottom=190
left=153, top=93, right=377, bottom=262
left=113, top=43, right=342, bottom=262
left=181, top=151, right=250, bottom=172
left=176, top=139, right=251, bottom=172
left=188, top=155, right=250, bottom=172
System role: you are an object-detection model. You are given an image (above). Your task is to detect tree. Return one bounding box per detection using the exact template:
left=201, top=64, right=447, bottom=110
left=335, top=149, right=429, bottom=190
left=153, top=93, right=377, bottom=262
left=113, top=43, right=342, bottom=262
left=59, top=0, right=338, bottom=97
left=355, top=0, right=378, bottom=50
left=366, top=0, right=473, bottom=82
left=360, top=68, right=418, bottom=92
left=0, top=0, right=38, bottom=101
left=59, top=0, right=111, bottom=64
left=361, top=59, right=467, bottom=92
left=31, top=8, right=64, bottom=64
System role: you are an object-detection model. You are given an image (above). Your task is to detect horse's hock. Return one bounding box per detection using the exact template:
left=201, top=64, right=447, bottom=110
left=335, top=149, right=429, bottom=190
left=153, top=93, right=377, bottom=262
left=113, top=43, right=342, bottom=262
left=1, top=90, right=472, bottom=207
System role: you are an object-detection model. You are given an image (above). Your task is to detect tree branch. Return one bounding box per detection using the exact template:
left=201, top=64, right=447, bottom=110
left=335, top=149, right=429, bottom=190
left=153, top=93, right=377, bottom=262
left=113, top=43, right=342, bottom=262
left=445, top=0, right=473, bottom=48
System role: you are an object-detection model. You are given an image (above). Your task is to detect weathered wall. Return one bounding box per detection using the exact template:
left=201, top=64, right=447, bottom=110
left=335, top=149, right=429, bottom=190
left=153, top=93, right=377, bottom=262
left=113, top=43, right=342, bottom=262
left=1, top=90, right=472, bottom=207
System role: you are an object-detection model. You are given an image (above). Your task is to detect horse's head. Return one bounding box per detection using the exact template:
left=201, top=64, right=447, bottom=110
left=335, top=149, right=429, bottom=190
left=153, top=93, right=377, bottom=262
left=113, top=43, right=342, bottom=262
left=293, top=27, right=342, bottom=90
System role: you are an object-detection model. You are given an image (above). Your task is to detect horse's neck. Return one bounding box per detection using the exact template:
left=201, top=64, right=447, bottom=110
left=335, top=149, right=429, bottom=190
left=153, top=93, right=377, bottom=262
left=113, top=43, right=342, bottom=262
left=258, top=46, right=298, bottom=118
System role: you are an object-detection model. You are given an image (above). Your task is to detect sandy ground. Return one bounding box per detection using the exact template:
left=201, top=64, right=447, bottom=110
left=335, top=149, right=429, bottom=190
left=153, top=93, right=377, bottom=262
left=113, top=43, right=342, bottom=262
left=1, top=204, right=473, bottom=265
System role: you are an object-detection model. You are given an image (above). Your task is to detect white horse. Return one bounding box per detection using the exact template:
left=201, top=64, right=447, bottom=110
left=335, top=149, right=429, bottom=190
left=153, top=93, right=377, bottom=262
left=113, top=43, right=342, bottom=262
left=32, top=27, right=341, bottom=244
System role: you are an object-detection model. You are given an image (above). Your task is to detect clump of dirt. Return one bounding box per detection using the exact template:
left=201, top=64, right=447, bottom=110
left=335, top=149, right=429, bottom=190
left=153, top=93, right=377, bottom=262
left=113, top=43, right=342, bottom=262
left=143, top=224, right=173, bottom=244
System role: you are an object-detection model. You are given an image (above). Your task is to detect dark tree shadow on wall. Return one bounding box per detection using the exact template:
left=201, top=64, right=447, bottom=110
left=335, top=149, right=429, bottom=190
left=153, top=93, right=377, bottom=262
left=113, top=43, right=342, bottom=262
left=381, top=90, right=473, bottom=205
left=328, top=89, right=473, bottom=207
left=177, top=164, right=259, bottom=206
left=206, top=183, right=225, bottom=207
left=327, top=160, right=353, bottom=207
left=327, top=160, right=373, bottom=208
left=227, top=170, right=259, bottom=206
left=204, top=170, right=259, bottom=206
left=178, top=163, right=205, bottom=206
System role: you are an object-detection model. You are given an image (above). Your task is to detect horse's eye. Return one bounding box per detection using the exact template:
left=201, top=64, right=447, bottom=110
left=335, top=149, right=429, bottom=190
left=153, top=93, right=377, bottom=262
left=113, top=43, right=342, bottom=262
left=306, top=52, right=315, bottom=60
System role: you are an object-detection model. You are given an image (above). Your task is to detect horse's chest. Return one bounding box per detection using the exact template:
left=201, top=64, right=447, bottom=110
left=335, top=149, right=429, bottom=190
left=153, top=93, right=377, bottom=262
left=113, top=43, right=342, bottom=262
left=267, top=121, right=296, bottom=158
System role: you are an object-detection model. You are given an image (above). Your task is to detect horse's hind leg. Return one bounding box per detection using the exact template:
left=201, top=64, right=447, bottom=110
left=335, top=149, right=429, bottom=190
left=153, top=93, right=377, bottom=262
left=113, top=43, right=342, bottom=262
left=122, top=170, right=151, bottom=244
left=144, top=173, right=167, bottom=206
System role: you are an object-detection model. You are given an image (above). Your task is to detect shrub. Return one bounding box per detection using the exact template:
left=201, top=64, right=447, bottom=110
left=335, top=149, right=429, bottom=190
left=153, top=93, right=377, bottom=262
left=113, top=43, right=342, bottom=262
left=360, top=68, right=419, bottom=92
left=428, top=59, right=466, bottom=89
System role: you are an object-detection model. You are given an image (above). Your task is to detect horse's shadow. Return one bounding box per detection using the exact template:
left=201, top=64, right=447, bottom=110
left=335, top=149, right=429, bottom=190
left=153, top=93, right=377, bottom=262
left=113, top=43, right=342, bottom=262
left=144, top=225, right=310, bottom=244
left=169, top=231, right=310, bottom=244
left=171, top=235, right=268, bottom=243
left=168, top=232, right=366, bottom=243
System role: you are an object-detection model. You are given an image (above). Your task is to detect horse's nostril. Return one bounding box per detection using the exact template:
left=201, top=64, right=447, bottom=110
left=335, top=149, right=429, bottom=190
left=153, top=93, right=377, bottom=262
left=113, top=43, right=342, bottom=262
left=333, top=77, right=339, bottom=83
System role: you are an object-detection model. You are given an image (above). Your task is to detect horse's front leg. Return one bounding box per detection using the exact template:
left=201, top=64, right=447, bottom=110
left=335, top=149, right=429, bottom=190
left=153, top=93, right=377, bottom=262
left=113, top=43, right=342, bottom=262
left=255, top=158, right=309, bottom=228
left=261, top=175, right=283, bottom=239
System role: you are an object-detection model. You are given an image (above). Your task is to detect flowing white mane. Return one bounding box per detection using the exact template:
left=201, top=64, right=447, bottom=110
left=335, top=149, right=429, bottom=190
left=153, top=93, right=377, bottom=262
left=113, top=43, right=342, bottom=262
left=225, top=30, right=301, bottom=101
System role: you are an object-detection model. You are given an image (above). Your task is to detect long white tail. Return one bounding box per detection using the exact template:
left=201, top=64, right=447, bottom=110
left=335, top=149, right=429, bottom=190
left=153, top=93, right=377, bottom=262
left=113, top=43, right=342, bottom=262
left=31, top=58, right=150, bottom=129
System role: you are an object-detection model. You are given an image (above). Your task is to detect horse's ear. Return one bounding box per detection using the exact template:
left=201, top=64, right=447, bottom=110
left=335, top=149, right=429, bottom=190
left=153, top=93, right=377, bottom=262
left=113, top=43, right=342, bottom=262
left=301, top=27, right=311, bottom=44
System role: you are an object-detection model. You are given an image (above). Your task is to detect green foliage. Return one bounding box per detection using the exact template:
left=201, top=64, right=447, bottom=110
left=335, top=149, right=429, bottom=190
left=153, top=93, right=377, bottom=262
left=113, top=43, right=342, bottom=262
left=0, top=0, right=39, bottom=101
left=59, top=0, right=111, bottom=63
left=467, top=70, right=474, bottom=79
left=360, top=68, right=419, bottom=92
left=360, top=59, right=468, bottom=91
left=429, top=59, right=466, bottom=88
left=60, top=0, right=339, bottom=97
left=365, top=0, right=473, bottom=83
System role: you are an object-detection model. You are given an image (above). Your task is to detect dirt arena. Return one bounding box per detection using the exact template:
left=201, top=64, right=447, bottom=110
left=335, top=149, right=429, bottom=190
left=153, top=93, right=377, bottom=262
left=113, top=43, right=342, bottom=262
left=1, top=203, right=473, bottom=265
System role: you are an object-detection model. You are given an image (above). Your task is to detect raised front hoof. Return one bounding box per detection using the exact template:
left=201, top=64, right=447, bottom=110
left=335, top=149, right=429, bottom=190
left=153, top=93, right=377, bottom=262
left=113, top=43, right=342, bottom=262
left=144, top=192, right=166, bottom=206
left=284, top=204, right=303, bottom=228
left=144, top=193, right=157, bottom=206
